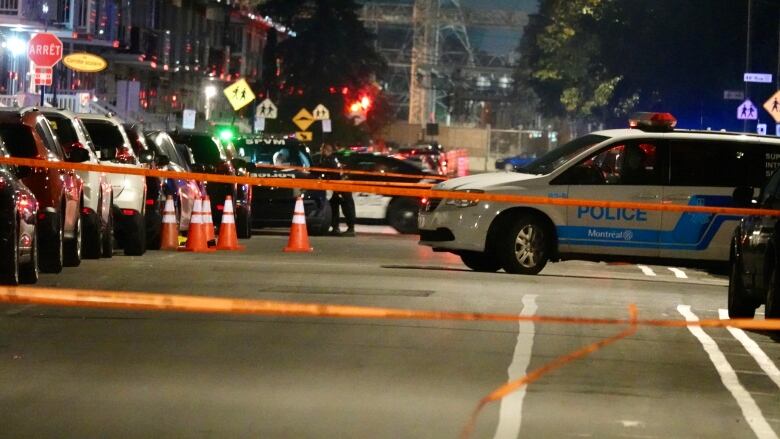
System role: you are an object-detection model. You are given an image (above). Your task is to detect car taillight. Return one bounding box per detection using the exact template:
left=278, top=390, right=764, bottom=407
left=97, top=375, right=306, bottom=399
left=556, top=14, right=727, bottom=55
left=121, top=209, right=137, bottom=216
left=81, top=207, right=94, bottom=215
left=116, top=146, right=135, bottom=163
left=145, top=199, right=155, bottom=205
left=216, top=204, right=224, bottom=211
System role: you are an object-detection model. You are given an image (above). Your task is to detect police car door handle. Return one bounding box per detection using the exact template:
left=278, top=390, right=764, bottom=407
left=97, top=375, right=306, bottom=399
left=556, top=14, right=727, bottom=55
left=663, top=194, right=692, bottom=202
left=634, top=193, right=660, bottom=200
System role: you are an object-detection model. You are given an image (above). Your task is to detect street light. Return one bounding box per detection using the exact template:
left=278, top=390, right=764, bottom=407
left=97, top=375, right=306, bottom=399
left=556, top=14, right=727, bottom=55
left=6, top=36, right=27, bottom=95
left=204, top=84, right=217, bottom=120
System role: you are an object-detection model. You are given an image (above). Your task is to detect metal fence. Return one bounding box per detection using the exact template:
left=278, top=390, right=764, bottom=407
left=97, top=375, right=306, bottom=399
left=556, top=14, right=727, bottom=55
left=487, top=128, right=558, bottom=171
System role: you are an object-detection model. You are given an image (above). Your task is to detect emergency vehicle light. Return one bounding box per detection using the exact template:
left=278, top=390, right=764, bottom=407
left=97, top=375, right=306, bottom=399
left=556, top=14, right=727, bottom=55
left=628, top=112, right=677, bottom=132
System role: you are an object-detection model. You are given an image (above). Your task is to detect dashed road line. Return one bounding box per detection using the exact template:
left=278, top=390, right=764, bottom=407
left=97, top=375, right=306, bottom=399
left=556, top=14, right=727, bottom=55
left=678, top=305, right=777, bottom=439
left=493, top=294, right=538, bottom=439
left=667, top=267, right=688, bottom=279
left=719, top=309, right=780, bottom=390
left=637, top=265, right=656, bottom=276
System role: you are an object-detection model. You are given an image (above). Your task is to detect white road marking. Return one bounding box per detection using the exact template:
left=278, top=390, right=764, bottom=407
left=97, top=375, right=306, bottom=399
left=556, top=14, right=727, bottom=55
left=677, top=305, right=777, bottom=439
left=667, top=267, right=688, bottom=279
left=637, top=265, right=656, bottom=276
left=719, top=309, right=780, bottom=390
left=618, top=420, right=645, bottom=428
left=493, top=294, right=538, bottom=439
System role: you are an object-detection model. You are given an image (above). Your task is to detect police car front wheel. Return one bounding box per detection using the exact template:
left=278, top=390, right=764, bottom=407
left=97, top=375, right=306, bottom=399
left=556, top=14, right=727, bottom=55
left=498, top=215, right=549, bottom=275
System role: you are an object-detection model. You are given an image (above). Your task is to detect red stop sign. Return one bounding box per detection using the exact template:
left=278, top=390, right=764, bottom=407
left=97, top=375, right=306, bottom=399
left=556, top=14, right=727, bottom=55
left=27, top=33, right=63, bottom=68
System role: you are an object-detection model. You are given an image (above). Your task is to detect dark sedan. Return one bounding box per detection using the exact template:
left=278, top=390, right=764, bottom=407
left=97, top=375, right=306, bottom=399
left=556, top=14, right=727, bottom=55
left=728, top=174, right=780, bottom=319
left=0, top=142, right=38, bottom=285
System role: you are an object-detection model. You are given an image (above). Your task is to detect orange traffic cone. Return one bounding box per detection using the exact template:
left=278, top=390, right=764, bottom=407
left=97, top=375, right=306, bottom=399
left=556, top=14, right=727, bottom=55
left=179, top=198, right=215, bottom=253
left=217, top=196, right=245, bottom=251
left=160, top=196, right=179, bottom=250
left=202, top=195, right=216, bottom=246
left=284, top=196, right=313, bottom=253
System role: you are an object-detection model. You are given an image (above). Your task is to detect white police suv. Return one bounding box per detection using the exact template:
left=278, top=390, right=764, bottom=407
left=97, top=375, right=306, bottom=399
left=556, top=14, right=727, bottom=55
left=419, top=113, right=780, bottom=274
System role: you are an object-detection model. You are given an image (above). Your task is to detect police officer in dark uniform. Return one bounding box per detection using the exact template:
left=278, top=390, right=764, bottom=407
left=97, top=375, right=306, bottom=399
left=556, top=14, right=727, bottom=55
left=319, top=143, right=356, bottom=236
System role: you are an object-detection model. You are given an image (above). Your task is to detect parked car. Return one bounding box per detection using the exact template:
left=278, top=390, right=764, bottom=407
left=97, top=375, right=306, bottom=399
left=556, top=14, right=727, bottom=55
left=336, top=152, right=434, bottom=234
left=79, top=114, right=148, bottom=256
left=124, top=123, right=174, bottom=249
left=170, top=130, right=252, bottom=238
left=395, top=143, right=446, bottom=175
left=0, top=108, right=86, bottom=272
left=144, top=130, right=203, bottom=233
left=495, top=154, right=536, bottom=172
left=39, top=108, right=114, bottom=259
left=234, top=135, right=331, bottom=236
left=0, top=142, right=39, bottom=285
left=728, top=174, right=780, bottom=319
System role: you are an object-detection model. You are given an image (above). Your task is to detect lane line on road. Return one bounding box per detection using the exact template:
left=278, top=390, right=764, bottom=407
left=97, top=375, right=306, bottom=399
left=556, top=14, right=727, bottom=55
left=637, top=265, right=656, bottom=277
left=678, top=305, right=778, bottom=439
left=719, top=309, right=780, bottom=390
left=493, top=294, right=538, bottom=439
left=668, top=267, right=688, bottom=279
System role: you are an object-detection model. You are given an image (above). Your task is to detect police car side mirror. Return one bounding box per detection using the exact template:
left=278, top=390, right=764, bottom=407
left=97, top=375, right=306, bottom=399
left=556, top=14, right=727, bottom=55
left=732, top=186, right=754, bottom=208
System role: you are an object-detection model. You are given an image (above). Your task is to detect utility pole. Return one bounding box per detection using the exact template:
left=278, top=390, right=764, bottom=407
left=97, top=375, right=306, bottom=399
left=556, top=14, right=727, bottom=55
left=744, top=0, right=753, bottom=132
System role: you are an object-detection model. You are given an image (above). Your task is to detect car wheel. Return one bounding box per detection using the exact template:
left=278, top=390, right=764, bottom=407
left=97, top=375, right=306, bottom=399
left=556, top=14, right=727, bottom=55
left=387, top=198, right=419, bottom=234
left=498, top=214, right=550, bottom=275
left=63, top=211, right=82, bottom=267
left=0, top=213, right=20, bottom=285
left=19, top=227, right=38, bottom=284
left=101, top=206, right=114, bottom=258
left=236, top=205, right=252, bottom=239
left=124, top=213, right=147, bottom=256
left=39, top=213, right=64, bottom=274
left=460, top=251, right=502, bottom=272
left=766, top=268, right=780, bottom=319
left=81, top=209, right=102, bottom=259
left=727, top=255, right=756, bottom=319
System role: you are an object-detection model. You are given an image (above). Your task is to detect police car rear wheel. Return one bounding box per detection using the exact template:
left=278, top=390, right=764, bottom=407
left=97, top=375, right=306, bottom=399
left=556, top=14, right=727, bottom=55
left=460, top=251, right=501, bottom=272
left=499, top=216, right=549, bottom=275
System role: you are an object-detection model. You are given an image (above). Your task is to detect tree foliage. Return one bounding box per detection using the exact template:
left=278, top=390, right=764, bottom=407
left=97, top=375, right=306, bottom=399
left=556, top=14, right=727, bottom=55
left=258, top=0, right=388, bottom=142
left=517, top=0, right=773, bottom=130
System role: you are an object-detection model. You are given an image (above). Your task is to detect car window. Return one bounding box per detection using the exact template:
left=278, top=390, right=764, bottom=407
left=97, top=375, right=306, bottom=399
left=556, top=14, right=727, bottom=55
left=522, top=134, right=609, bottom=175
left=75, top=118, right=98, bottom=152
left=82, top=121, right=128, bottom=152
left=760, top=168, right=780, bottom=205
left=0, top=124, right=37, bottom=158
left=173, top=135, right=225, bottom=165
left=669, top=140, right=764, bottom=187
left=35, top=121, right=64, bottom=158
left=45, top=115, right=79, bottom=146
left=239, top=143, right=307, bottom=167
left=564, top=141, right=661, bottom=185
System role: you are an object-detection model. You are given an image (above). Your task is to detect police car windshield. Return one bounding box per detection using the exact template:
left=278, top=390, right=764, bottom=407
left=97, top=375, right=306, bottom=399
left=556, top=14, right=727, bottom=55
left=522, top=134, right=609, bottom=175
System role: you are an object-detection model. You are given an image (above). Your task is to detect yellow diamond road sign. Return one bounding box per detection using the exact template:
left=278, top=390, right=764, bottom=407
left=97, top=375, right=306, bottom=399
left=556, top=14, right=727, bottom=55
left=223, top=78, right=256, bottom=111
left=764, top=91, right=780, bottom=123
left=293, top=108, right=315, bottom=131
left=296, top=131, right=313, bottom=142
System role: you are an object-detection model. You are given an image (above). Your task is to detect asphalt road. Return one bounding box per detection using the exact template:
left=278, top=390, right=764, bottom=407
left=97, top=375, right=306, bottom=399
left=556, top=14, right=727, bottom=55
left=1, top=226, right=779, bottom=438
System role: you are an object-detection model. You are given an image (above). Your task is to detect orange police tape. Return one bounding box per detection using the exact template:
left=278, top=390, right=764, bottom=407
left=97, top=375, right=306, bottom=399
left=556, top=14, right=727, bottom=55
left=251, top=162, right=448, bottom=181
left=0, top=286, right=778, bottom=438
left=2, top=155, right=780, bottom=217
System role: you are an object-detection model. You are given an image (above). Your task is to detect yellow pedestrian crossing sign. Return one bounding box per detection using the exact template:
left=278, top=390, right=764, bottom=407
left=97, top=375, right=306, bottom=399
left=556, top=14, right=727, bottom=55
left=296, top=131, right=313, bottom=142
left=223, top=78, right=256, bottom=111
left=293, top=108, right=315, bottom=131
left=764, top=91, right=780, bottom=123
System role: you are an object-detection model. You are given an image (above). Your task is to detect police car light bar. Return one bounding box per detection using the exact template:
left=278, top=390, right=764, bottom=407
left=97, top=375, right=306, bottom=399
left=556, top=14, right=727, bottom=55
left=628, top=112, right=677, bottom=132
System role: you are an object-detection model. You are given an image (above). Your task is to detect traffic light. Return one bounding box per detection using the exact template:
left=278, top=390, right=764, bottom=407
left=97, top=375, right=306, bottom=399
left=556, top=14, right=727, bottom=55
left=216, top=127, right=237, bottom=142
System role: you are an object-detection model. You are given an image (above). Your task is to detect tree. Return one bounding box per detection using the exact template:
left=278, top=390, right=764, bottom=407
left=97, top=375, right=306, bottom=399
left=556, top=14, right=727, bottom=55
left=258, top=0, right=388, bottom=144
left=517, top=0, right=760, bottom=131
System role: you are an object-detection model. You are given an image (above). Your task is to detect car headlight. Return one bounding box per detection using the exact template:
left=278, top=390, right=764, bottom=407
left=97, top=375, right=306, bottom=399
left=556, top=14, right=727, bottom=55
left=444, top=189, right=483, bottom=208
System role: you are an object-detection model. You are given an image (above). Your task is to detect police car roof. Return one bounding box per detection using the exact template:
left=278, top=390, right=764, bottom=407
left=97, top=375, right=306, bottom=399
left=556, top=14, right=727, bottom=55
left=591, top=128, right=780, bottom=145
